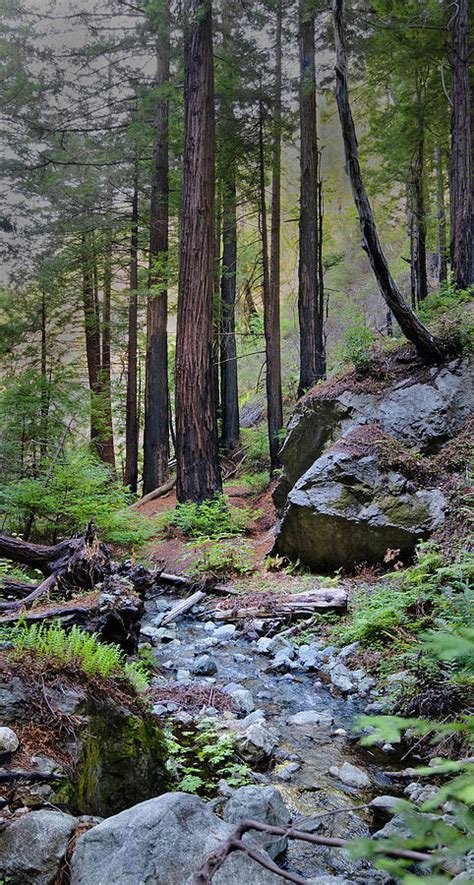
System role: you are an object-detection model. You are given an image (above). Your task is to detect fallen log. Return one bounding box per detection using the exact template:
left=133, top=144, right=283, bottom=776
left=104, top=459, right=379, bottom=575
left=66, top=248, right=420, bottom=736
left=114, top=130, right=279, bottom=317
left=161, top=590, right=207, bottom=625
left=157, top=572, right=240, bottom=597
left=0, top=524, right=111, bottom=612
left=130, top=476, right=176, bottom=510
left=210, top=587, right=347, bottom=621
left=0, top=770, right=66, bottom=784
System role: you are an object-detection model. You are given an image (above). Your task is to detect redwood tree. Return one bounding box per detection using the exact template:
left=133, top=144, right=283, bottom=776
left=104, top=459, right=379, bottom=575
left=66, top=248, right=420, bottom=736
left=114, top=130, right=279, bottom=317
left=298, top=0, right=325, bottom=396
left=449, top=0, right=472, bottom=289
left=175, top=0, right=222, bottom=502
left=124, top=175, right=139, bottom=492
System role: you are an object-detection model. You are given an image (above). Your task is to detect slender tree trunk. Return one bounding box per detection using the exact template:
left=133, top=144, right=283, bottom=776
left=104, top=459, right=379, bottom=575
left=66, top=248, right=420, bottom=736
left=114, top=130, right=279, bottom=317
left=125, top=175, right=139, bottom=492
left=449, top=0, right=472, bottom=288
left=298, top=1, right=325, bottom=396
left=413, top=133, right=428, bottom=303
left=81, top=233, right=104, bottom=448
left=39, top=290, right=49, bottom=462
left=175, top=0, right=222, bottom=502
left=435, top=143, right=448, bottom=283
left=266, top=0, right=284, bottom=472
left=332, top=0, right=445, bottom=362
left=213, top=186, right=221, bottom=426
left=100, top=235, right=116, bottom=469
left=220, top=173, right=240, bottom=451
left=143, top=6, right=170, bottom=495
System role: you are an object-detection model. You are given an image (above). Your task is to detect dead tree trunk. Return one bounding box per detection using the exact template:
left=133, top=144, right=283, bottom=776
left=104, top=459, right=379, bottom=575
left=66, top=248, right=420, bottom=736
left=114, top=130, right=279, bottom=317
left=175, top=0, right=222, bottom=502
left=332, top=0, right=445, bottom=362
left=298, top=0, right=325, bottom=396
left=125, top=173, right=139, bottom=493
left=143, top=6, right=171, bottom=494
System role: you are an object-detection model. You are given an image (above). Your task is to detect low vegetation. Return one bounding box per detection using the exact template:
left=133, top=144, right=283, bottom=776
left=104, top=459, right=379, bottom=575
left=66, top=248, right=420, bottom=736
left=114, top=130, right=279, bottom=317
left=165, top=717, right=251, bottom=798
left=0, top=621, right=149, bottom=692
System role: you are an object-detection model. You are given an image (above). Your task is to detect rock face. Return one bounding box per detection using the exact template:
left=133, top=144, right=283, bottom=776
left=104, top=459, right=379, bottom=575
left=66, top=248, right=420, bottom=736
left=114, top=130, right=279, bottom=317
left=273, top=447, right=447, bottom=570
left=0, top=809, right=77, bottom=885
left=273, top=357, right=473, bottom=570
left=223, top=785, right=291, bottom=859
left=70, top=792, right=282, bottom=885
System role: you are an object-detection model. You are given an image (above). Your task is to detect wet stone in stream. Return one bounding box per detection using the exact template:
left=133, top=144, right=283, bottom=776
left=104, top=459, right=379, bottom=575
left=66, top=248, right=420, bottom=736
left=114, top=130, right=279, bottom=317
left=141, top=601, right=396, bottom=880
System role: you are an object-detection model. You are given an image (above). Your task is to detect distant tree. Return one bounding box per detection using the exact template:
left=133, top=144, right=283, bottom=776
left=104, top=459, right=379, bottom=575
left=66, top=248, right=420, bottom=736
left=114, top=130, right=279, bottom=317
left=449, top=0, right=472, bottom=288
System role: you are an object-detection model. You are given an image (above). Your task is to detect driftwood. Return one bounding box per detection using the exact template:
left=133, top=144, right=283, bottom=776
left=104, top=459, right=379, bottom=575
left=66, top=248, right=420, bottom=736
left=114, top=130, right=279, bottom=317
left=210, top=587, right=347, bottom=622
left=161, top=591, right=207, bottom=625
left=191, top=816, right=455, bottom=884
left=0, top=770, right=66, bottom=784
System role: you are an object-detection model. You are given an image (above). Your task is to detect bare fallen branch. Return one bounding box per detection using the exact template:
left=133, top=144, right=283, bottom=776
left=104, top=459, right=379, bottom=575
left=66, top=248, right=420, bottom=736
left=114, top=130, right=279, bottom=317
left=130, top=476, right=176, bottom=509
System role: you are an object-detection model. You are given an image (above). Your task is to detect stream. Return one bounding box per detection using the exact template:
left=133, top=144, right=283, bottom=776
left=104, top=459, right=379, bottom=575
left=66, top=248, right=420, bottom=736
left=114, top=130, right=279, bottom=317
left=142, top=593, right=398, bottom=882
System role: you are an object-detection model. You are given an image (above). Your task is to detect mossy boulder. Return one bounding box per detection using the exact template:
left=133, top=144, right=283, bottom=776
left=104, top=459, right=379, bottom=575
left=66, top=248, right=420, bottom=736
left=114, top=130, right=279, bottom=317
left=272, top=448, right=447, bottom=571
left=59, top=704, right=170, bottom=817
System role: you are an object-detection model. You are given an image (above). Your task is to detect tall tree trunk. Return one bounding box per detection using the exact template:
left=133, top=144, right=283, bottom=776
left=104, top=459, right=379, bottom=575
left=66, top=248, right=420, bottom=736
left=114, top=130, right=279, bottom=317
left=175, top=0, right=222, bottom=502
left=332, top=0, right=445, bottom=362
left=413, top=133, right=428, bottom=303
left=213, top=186, right=221, bottom=426
left=220, top=173, right=240, bottom=451
left=81, top=233, right=104, bottom=449
left=100, top=235, right=116, bottom=469
left=39, top=290, right=49, bottom=462
left=265, top=0, right=284, bottom=472
left=449, top=0, right=472, bottom=288
left=298, top=1, right=325, bottom=397
left=143, top=6, right=170, bottom=495
left=125, top=174, right=139, bottom=493
left=435, top=143, right=448, bottom=284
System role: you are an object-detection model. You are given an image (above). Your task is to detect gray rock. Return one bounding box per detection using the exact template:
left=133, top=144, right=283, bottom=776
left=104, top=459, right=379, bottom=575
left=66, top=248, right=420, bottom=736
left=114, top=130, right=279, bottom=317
left=176, top=668, right=190, bottom=681
left=273, top=447, right=448, bottom=571
left=0, top=726, right=19, bottom=753
left=0, top=809, right=77, bottom=884
left=70, top=792, right=281, bottom=885
left=151, top=627, right=177, bottom=643
left=213, top=624, right=237, bottom=640
left=267, top=648, right=296, bottom=673
left=329, top=663, right=355, bottom=694
left=298, top=643, right=324, bottom=669
left=276, top=761, right=301, bottom=781
left=228, top=688, right=255, bottom=714
left=0, top=675, right=28, bottom=721
left=239, top=709, right=266, bottom=729
left=235, top=722, right=277, bottom=764
left=307, top=878, right=350, bottom=885
left=370, top=795, right=402, bottom=812
left=139, top=625, right=164, bottom=645
left=287, top=710, right=334, bottom=727
left=223, top=785, right=291, bottom=859
left=330, top=762, right=371, bottom=789
left=337, top=641, right=361, bottom=661
left=191, top=654, right=218, bottom=676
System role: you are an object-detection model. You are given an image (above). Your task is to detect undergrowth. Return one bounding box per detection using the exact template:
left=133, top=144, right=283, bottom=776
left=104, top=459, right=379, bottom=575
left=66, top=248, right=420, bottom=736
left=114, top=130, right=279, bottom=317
left=165, top=717, right=251, bottom=797
left=163, top=493, right=254, bottom=540
left=183, top=538, right=255, bottom=579
left=0, top=622, right=149, bottom=692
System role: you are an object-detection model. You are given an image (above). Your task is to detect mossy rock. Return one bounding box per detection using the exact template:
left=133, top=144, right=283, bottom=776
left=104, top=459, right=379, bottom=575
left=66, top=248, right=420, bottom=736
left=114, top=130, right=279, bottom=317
left=58, top=706, right=170, bottom=817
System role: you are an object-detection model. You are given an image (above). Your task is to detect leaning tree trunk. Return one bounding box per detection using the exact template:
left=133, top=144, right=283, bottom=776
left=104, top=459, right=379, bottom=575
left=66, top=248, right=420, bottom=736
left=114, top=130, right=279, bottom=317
left=143, top=6, right=171, bottom=495
left=449, top=0, right=472, bottom=289
left=125, top=173, right=139, bottom=493
left=298, top=0, right=325, bottom=397
left=220, top=173, right=240, bottom=452
left=175, top=0, right=222, bottom=502
left=332, top=0, right=445, bottom=362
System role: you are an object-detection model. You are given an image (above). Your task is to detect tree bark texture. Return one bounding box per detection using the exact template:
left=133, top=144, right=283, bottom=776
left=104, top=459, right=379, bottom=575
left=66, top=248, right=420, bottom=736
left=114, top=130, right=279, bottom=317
left=298, top=1, right=325, bottom=397
left=265, top=0, right=284, bottom=471
left=449, top=0, right=472, bottom=288
left=175, top=0, right=222, bottom=502
left=143, top=7, right=171, bottom=494
left=81, top=233, right=104, bottom=451
left=332, top=0, right=445, bottom=362
left=435, top=143, right=448, bottom=284
left=99, top=234, right=116, bottom=469
left=125, top=174, right=139, bottom=492
left=412, top=134, right=428, bottom=303
left=220, top=174, right=240, bottom=451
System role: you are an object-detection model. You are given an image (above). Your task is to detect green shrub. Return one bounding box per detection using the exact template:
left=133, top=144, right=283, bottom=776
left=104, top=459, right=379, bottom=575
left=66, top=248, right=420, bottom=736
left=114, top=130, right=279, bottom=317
left=240, top=426, right=270, bottom=471
left=184, top=538, right=255, bottom=578
left=170, top=493, right=253, bottom=540
left=0, top=622, right=149, bottom=692
left=341, top=322, right=376, bottom=371
left=238, top=471, right=269, bottom=495
left=333, top=546, right=473, bottom=648
left=0, top=447, right=156, bottom=547
left=165, top=717, right=251, bottom=797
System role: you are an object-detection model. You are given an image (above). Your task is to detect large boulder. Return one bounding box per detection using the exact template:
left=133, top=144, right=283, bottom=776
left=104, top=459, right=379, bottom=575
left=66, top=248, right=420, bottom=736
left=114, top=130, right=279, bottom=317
left=222, top=785, right=291, bottom=859
left=0, top=809, right=77, bottom=885
left=274, top=356, right=473, bottom=513
left=70, top=792, right=282, bottom=885
left=272, top=444, right=447, bottom=571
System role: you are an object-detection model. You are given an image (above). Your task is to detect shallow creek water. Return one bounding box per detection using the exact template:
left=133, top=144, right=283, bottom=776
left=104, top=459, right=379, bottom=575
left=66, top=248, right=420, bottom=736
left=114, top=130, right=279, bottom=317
left=143, top=596, right=397, bottom=880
